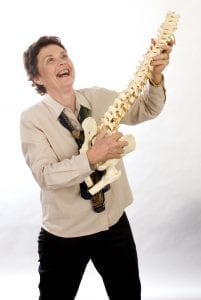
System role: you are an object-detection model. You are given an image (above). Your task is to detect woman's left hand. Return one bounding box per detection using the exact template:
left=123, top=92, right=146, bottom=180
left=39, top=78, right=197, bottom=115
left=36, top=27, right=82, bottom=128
left=150, top=37, right=175, bottom=84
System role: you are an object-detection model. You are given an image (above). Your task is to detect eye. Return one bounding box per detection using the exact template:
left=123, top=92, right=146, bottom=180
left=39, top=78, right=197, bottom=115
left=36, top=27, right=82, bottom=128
left=46, top=57, right=54, bottom=63
left=62, top=53, right=68, bottom=60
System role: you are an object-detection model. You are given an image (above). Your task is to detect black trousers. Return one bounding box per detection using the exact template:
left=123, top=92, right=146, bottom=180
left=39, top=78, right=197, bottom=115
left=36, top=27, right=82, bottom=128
left=38, top=212, right=141, bottom=300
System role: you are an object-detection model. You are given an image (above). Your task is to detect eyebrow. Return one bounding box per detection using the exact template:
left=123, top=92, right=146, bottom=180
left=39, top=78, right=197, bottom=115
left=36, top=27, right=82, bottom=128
left=42, top=50, right=68, bottom=62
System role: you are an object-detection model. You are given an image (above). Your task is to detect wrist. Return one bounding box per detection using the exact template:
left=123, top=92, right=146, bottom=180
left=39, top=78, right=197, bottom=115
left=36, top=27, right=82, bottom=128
left=87, top=148, right=98, bottom=168
left=149, top=74, right=164, bottom=87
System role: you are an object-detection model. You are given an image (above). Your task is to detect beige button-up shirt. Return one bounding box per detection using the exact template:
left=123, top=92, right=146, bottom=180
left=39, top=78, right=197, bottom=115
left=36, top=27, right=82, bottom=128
left=20, top=85, right=165, bottom=237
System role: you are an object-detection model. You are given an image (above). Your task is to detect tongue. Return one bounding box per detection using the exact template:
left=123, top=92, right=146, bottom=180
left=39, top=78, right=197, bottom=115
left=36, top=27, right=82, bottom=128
left=58, top=73, right=68, bottom=77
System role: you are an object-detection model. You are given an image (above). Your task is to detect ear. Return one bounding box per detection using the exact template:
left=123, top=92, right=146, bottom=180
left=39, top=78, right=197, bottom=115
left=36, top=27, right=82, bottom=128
left=33, top=75, right=43, bottom=86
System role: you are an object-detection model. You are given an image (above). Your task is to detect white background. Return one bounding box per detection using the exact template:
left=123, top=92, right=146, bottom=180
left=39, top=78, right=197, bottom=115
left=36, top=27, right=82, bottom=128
left=0, top=0, right=201, bottom=299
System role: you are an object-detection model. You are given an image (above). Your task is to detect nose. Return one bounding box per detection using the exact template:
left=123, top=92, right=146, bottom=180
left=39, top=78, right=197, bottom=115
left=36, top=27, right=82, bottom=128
left=58, top=57, right=67, bottom=66
left=59, top=60, right=65, bottom=66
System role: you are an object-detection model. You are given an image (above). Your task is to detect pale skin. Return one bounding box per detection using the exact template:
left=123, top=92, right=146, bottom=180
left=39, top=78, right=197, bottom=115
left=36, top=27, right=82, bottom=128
left=34, top=39, right=175, bottom=166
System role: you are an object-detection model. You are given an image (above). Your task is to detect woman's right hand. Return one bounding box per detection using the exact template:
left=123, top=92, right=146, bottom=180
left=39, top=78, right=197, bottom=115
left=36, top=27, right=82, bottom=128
left=86, top=127, right=128, bottom=166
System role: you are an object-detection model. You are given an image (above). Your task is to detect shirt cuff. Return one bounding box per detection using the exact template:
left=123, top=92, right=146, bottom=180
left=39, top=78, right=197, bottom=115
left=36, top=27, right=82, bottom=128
left=78, top=152, right=94, bottom=174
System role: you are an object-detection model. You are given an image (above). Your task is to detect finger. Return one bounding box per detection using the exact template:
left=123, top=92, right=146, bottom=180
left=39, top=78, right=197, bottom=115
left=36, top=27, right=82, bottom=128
left=168, top=39, right=175, bottom=46
left=161, top=44, right=173, bottom=54
left=151, top=55, right=169, bottom=67
left=152, top=53, right=169, bottom=61
left=116, top=139, right=128, bottom=147
left=116, top=145, right=125, bottom=155
left=151, top=59, right=169, bottom=67
left=167, top=34, right=176, bottom=46
left=119, top=140, right=128, bottom=148
left=118, top=148, right=124, bottom=155
left=151, top=38, right=174, bottom=51
left=112, top=131, right=123, bottom=140
left=96, top=127, right=107, bottom=140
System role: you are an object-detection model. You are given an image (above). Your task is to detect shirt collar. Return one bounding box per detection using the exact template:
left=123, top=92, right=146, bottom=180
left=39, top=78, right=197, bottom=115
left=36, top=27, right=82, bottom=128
left=42, top=90, right=91, bottom=120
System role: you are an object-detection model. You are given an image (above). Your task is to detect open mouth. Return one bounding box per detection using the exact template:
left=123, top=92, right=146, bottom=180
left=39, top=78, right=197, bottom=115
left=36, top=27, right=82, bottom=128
left=57, top=68, right=70, bottom=78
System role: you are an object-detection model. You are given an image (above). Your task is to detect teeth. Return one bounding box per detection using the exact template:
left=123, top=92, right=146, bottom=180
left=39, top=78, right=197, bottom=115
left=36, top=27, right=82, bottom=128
left=57, top=69, right=70, bottom=77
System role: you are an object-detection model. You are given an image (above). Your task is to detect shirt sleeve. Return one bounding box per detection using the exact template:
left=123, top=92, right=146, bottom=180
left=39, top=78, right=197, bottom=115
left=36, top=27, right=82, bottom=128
left=20, top=114, right=93, bottom=190
left=80, top=83, right=166, bottom=127
left=121, top=83, right=166, bottom=125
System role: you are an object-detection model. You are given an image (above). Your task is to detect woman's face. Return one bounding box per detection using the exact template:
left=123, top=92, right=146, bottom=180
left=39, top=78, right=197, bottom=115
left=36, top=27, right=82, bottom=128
left=34, top=44, right=75, bottom=94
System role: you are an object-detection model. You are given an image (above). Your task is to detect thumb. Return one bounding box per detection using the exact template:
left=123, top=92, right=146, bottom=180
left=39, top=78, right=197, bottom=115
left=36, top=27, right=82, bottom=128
left=96, top=126, right=108, bottom=140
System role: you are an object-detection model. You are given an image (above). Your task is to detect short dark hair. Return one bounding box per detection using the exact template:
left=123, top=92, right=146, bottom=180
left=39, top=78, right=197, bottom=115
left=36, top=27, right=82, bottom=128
left=23, top=36, right=66, bottom=95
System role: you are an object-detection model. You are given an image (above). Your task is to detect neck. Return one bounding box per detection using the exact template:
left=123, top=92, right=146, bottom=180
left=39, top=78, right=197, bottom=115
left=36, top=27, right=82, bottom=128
left=48, top=88, right=76, bottom=112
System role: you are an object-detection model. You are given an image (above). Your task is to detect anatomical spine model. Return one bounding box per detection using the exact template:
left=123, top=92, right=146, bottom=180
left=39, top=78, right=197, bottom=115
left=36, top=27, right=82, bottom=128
left=80, top=11, right=180, bottom=195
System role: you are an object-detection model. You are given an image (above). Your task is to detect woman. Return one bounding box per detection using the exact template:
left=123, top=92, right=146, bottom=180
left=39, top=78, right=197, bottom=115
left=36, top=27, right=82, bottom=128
left=21, top=35, right=173, bottom=299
